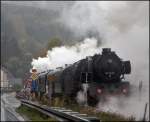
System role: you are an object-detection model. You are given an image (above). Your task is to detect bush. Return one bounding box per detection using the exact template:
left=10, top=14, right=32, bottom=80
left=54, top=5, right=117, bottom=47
left=16, top=105, right=57, bottom=121
left=13, top=84, right=22, bottom=92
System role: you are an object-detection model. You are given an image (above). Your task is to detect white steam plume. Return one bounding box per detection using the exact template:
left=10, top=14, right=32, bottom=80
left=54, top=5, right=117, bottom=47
left=32, top=38, right=100, bottom=73
left=31, top=1, right=149, bottom=120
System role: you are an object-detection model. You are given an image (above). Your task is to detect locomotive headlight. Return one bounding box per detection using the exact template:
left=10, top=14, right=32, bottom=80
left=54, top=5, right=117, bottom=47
left=97, top=88, right=102, bottom=94
left=122, top=88, right=127, bottom=93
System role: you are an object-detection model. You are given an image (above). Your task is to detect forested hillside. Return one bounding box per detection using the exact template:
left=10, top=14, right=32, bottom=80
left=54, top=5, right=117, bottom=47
left=1, top=2, right=101, bottom=78
left=1, top=3, right=74, bottom=78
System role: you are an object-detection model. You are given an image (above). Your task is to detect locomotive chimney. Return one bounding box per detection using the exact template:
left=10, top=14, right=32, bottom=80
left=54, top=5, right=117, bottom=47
left=65, top=64, right=68, bottom=67
left=102, top=48, right=111, bottom=54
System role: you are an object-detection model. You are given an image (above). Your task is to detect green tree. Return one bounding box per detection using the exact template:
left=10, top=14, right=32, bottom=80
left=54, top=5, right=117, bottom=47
left=36, top=38, right=62, bottom=58
left=47, top=38, right=62, bottom=50
left=13, top=84, right=22, bottom=92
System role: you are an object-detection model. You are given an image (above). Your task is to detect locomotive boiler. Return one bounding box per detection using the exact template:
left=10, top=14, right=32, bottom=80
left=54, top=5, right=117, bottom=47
left=35, top=48, right=131, bottom=105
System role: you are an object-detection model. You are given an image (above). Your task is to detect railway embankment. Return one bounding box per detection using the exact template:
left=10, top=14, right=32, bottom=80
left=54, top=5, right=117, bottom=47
left=16, top=96, right=135, bottom=121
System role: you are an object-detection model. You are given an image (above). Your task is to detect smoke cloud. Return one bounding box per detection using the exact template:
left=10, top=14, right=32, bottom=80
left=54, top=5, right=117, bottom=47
left=32, top=38, right=100, bottom=72
left=30, top=1, right=149, bottom=120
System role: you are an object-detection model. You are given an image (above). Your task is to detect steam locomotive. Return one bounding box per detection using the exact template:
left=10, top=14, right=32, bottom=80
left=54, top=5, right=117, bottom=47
left=29, top=48, right=131, bottom=105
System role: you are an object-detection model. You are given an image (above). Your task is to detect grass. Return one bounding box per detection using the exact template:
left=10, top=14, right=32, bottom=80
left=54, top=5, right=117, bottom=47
left=62, top=103, right=135, bottom=121
left=78, top=106, right=135, bottom=121
left=16, top=105, right=57, bottom=121
left=95, top=111, right=135, bottom=121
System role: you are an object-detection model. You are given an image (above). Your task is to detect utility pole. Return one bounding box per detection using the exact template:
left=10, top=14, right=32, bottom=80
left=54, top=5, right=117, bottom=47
left=139, top=81, right=142, bottom=92
left=139, top=81, right=142, bottom=101
left=143, top=102, right=148, bottom=121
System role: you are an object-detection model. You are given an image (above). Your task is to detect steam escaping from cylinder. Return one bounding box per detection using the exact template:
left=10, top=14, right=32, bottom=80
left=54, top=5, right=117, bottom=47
left=76, top=90, right=86, bottom=105
left=76, top=83, right=89, bottom=106
left=97, top=89, right=149, bottom=121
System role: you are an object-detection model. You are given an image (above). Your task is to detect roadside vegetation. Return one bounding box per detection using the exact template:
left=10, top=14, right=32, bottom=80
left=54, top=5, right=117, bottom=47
left=13, top=84, right=22, bottom=92
left=16, top=105, right=57, bottom=121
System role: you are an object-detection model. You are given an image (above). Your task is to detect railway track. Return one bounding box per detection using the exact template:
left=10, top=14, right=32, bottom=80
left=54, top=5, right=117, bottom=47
left=20, top=99, right=100, bottom=122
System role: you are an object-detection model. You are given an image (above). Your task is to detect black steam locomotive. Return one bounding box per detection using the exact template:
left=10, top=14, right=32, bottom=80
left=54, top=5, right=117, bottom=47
left=35, top=48, right=131, bottom=105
